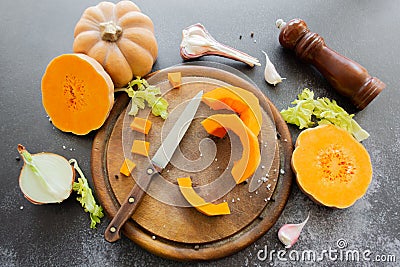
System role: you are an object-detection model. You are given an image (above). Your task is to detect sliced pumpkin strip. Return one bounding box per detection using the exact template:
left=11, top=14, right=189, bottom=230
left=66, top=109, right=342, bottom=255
left=131, top=140, right=150, bottom=156
left=292, top=124, right=373, bottom=209
left=177, top=177, right=230, bottom=216
left=201, top=114, right=260, bottom=184
left=202, top=86, right=262, bottom=137
left=119, top=158, right=136, bottom=176
left=41, top=53, right=114, bottom=135
left=167, top=72, right=182, bottom=89
left=130, top=117, right=152, bottom=134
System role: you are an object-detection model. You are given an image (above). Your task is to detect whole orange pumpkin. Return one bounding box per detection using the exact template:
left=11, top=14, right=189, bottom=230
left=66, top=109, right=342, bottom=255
left=73, top=1, right=158, bottom=87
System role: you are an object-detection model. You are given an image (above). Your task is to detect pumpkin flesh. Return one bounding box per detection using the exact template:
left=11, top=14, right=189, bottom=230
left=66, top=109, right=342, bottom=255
left=292, top=124, right=373, bottom=208
left=177, top=177, right=230, bottom=216
left=202, top=86, right=262, bottom=137
left=201, top=114, right=260, bottom=184
left=41, top=53, right=114, bottom=135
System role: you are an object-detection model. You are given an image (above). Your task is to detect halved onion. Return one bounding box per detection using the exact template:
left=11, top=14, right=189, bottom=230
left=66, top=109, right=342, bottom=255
left=17, top=144, right=75, bottom=204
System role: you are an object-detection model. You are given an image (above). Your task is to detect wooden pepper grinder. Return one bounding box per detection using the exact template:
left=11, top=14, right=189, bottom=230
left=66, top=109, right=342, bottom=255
left=276, top=18, right=385, bottom=110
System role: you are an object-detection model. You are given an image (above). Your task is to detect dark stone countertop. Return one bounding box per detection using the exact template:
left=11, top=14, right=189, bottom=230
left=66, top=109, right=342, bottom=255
left=1, top=0, right=399, bottom=266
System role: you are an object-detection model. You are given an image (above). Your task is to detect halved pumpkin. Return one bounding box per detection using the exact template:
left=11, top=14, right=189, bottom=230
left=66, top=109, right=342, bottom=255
left=201, top=114, right=260, bottom=184
left=41, top=53, right=114, bottom=135
left=202, top=86, right=262, bottom=136
left=292, top=124, right=373, bottom=209
left=177, top=177, right=230, bottom=216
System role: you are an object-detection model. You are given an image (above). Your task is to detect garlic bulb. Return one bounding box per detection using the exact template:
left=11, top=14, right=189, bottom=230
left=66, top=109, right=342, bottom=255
left=278, top=213, right=310, bottom=248
left=262, top=50, right=285, bottom=86
left=180, top=23, right=261, bottom=67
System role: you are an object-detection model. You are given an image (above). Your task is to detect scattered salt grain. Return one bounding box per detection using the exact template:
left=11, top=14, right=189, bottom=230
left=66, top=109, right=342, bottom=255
left=20, top=206, right=24, bottom=210
left=152, top=235, right=156, bottom=240
left=62, top=145, right=66, bottom=150
left=280, top=169, right=285, bottom=175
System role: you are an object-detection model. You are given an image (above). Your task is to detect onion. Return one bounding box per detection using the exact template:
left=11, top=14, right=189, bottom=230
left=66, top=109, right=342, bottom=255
left=17, top=144, right=75, bottom=204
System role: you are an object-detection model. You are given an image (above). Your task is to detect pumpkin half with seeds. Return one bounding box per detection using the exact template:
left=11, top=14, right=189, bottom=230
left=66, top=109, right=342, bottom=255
left=292, top=124, right=372, bottom=209
left=41, top=53, right=114, bottom=135
left=73, top=1, right=158, bottom=87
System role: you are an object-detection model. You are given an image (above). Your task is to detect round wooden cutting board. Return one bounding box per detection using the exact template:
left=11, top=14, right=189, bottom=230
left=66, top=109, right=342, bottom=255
left=91, top=62, right=293, bottom=261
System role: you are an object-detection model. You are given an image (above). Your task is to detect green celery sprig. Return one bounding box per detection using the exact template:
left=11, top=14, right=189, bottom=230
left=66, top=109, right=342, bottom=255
left=69, top=159, right=104, bottom=229
left=115, top=77, right=169, bottom=119
left=281, top=88, right=369, bottom=141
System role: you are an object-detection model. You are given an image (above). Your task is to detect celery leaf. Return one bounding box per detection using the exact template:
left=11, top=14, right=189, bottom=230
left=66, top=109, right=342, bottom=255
left=124, top=77, right=169, bottom=119
left=70, top=159, right=104, bottom=229
left=281, top=88, right=369, bottom=141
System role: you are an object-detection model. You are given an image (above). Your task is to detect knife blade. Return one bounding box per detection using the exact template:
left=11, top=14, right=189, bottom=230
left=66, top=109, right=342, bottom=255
left=105, top=90, right=203, bottom=242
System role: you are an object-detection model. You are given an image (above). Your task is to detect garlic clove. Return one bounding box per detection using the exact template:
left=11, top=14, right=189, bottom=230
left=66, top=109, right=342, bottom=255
left=180, top=23, right=261, bottom=67
left=262, top=50, right=285, bottom=86
left=277, top=213, right=310, bottom=248
left=18, top=144, right=75, bottom=204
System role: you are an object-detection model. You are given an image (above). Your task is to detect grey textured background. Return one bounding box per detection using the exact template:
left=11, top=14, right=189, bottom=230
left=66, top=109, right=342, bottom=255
left=1, top=0, right=399, bottom=266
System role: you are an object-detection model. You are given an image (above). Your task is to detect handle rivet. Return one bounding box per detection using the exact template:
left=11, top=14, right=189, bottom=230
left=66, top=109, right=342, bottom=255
left=110, top=227, right=116, bottom=233
left=128, top=197, right=135, bottom=203
left=146, top=168, right=154, bottom=175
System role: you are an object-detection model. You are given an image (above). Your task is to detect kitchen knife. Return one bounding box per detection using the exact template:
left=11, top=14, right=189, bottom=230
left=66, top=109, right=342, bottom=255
left=105, top=90, right=203, bottom=243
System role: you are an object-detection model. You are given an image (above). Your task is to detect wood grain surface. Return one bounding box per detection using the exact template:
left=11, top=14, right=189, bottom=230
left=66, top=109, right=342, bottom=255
left=91, top=63, right=293, bottom=261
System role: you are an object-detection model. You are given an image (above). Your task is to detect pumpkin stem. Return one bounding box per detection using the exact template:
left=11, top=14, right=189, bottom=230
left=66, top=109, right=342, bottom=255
left=99, top=21, right=122, bottom=42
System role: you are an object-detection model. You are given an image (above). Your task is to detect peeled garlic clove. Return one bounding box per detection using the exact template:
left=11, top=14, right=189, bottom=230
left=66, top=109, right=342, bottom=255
left=18, top=144, right=75, bottom=204
left=180, top=23, right=261, bottom=67
left=262, top=50, right=285, bottom=86
left=278, top=213, right=309, bottom=248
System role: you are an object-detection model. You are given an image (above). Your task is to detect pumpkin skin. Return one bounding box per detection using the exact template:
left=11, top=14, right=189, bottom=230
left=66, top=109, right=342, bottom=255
left=41, top=53, right=114, bottom=135
left=202, top=86, right=262, bottom=137
left=201, top=114, right=261, bottom=184
left=292, top=124, right=373, bottom=209
left=73, top=1, right=158, bottom=87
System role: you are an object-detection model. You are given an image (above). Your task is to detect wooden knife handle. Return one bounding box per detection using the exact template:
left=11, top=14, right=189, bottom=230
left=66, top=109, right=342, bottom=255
left=104, top=164, right=157, bottom=243
left=278, top=18, right=385, bottom=110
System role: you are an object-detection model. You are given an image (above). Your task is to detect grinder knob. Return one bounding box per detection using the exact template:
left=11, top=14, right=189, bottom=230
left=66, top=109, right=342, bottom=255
left=277, top=18, right=385, bottom=110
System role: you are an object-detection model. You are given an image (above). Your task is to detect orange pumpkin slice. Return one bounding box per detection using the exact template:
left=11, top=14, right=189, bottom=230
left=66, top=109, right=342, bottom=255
left=131, top=140, right=150, bottom=157
left=130, top=117, right=152, bottom=134
left=177, top=177, right=230, bottom=216
left=41, top=53, right=114, bottom=135
left=202, top=86, right=262, bottom=136
left=292, top=124, right=373, bottom=209
left=167, top=72, right=182, bottom=89
left=119, top=158, right=136, bottom=176
left=201, top=114, right=260, bottom=184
